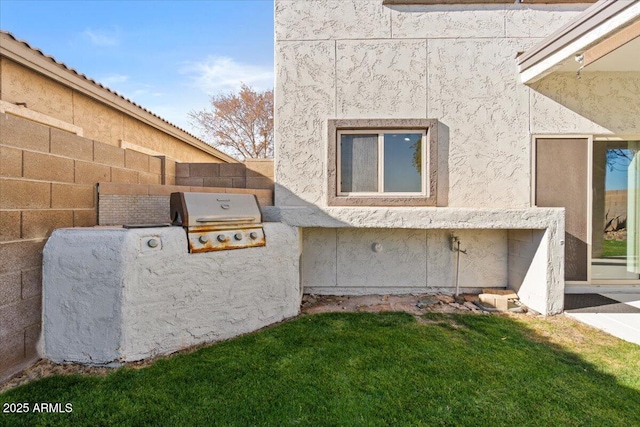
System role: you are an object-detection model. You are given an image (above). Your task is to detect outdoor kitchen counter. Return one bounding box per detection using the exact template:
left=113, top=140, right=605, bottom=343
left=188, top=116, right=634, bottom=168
left=42, top=223, right=300, bottom=366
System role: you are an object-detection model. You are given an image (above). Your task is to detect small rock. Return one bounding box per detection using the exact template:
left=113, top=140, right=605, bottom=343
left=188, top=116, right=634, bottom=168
left=463, top=302, right=478, bottom=311
left=462, top=294, right=478, bottom=302
left=416, top=297, right=439, bottom=309
left=438, top=294, right=455, bottom=303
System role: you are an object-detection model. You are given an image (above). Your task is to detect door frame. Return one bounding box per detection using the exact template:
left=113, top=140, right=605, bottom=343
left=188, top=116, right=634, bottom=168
left=532, top=134, right=640, bottom=290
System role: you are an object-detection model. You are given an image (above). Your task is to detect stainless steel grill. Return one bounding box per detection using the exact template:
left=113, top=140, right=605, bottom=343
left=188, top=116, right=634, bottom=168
left=170, top=192, right=265, bottom=253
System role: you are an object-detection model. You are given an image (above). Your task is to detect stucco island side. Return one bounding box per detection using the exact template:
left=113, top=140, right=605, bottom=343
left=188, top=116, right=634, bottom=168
left=42, top=223, right=300, bottom=365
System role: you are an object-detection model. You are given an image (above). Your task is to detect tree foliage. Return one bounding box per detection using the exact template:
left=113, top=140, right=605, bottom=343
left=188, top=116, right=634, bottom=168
left=189, top=84, right=273, bottom=160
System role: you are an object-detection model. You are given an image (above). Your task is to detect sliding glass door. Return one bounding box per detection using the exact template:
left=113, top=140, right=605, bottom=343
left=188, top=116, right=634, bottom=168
left=591, top=141, right=640, bottom=281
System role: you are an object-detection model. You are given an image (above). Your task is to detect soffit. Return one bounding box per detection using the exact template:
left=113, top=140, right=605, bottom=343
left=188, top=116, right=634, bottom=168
left=554, top=33, right=640, bottom=72
left=517, top=0, right=640, bottom=83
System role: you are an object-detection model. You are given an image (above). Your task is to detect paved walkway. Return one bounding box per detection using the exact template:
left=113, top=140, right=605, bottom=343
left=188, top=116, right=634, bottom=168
left=565, top=294, right=640, bottom=346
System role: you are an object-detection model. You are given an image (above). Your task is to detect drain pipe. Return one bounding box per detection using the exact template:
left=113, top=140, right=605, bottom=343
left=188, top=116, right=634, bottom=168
left=450, top=235, right=467, bottom=297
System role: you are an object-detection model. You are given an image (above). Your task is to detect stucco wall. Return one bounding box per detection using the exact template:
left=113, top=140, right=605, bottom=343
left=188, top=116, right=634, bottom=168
left=530, top=72, right=640, bottom=135
left=302, top=228, right=508, bottom=294
left=42, top=224, right=300, bottom=365
left=0, top=57, right=224, bottom=163
left=274, top=1, right=585, bottom=305
left=274, top=0, right=588, bottom=209
left=262, top=205, right=565, bottom=315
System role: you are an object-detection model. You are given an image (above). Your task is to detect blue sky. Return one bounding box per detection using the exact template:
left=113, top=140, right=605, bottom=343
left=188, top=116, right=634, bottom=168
left=0, top=0, right=274, bottom=134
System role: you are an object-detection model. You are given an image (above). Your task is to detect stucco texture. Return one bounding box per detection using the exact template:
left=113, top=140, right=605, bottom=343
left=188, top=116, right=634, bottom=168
left=301, top=228, right=507, bottom=292
left=530, top=72, right=640, bottom=135
left=268, top=206, right=565, bottom=315
left=272, top=1, right=592, bottom=314
left=274, top=1, right=588, bottom=209
left=42, top=224, right=300, bottom=365
left=1, top=58, right=74, bottom=123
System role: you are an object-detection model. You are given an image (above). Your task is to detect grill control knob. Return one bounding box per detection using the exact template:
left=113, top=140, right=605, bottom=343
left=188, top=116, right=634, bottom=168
left=199, top=235, right=209, bottom=244
left=217, top=234, right=228, bottom=243
left=234, top=233, right=243, bottom=241
left=249, top=232, right=259, bottom=240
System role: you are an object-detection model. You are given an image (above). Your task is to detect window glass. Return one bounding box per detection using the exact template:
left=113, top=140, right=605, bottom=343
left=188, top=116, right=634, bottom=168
left=383, top=133, right=422, bottom=192
left=340, top=134, right=378, bottom=192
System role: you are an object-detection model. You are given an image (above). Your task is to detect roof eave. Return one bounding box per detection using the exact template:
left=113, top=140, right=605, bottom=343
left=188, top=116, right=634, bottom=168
left=517, top=0, right=640, bottom=84
left=0, top=31, right=238, bottom=163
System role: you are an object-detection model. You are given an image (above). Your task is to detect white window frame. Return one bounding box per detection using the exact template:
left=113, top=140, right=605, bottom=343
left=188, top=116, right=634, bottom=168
left=336, top=129, right=428, bottom=197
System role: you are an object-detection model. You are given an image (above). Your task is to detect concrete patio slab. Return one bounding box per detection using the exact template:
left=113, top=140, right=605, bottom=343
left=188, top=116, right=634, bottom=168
left=565, top=294, right=640, bottom=346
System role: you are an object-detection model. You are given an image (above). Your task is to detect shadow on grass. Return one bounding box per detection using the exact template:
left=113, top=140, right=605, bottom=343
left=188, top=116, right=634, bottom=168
left=1, top=312, right=639, bottom=426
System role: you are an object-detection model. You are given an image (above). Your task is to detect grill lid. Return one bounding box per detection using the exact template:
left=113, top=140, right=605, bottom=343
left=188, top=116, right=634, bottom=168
left=170, top=192, right=262, bottom=227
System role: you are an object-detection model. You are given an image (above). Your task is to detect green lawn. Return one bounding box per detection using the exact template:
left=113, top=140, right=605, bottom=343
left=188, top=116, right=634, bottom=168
left=2, top=312, right=640, bottom=426
left=602, top=240, right=627, bottom=257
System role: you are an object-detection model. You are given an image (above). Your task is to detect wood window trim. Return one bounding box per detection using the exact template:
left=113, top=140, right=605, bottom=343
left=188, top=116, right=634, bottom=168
left=327, top=119, right=438, bottom=207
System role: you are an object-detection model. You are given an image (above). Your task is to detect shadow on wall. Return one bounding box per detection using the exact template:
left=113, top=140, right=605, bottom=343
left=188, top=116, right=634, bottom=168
left=530, top=72, right=640, bottom=134
left=437, top=121, right=450, bottom=207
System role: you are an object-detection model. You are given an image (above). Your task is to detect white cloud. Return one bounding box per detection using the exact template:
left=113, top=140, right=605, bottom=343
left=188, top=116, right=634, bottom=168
left=132, top=89, right=165, bottom=97
left=83, top=29, right=119, bottom=47
left=181, top=56, right=273, bottom=94
left=98, top=74, right=129, bottom=86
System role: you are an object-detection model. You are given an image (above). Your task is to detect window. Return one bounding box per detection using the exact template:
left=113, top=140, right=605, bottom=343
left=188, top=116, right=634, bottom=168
left=328, top=119, right=438, bottom=207
left=338, top=131, right=426, bottom=194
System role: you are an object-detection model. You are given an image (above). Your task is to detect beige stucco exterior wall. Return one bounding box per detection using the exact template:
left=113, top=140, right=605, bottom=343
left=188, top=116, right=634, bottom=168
left=530, top=71, right=640, bottom=136
left=274, top=1, right=586, bottom=310
left=1, top=58, right=74, bottom=123
left=72, top=91, right=125, bottom=145
left=0, top=57, right=224, bottom=163
left=274, top=0, right=589, bottom=209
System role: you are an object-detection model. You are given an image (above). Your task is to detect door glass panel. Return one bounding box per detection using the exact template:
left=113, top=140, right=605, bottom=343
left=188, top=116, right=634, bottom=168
left=591, top=141, right=640, bottom=280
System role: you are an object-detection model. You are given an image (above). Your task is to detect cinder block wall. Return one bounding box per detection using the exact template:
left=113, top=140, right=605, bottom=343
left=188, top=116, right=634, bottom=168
left=0, top=114, right=164, bottom=380
left=175, top=159, right=274, bottom=190
left=97, top=183, right=273, bottom=226
left=604, top=190, right=628, bottom=224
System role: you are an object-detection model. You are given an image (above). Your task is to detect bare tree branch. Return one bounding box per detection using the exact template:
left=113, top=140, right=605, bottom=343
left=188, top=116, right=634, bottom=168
left=189, top=84, right=274, bottom=160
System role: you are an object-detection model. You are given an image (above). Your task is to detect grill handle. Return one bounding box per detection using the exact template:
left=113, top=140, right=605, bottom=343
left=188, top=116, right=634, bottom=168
left=196, top=216, right=256, bottom=223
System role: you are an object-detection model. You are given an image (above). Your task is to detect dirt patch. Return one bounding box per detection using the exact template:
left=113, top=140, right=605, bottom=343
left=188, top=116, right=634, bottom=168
left=301, top=293, right=513, bottom=316
left=0, top=342, right=212, bottom=394
left=0, top=360, right=110, bottom=394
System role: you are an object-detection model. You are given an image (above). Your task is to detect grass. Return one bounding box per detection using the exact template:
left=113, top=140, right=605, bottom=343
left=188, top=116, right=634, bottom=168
left=602, top=240, right=627, bottom=257
left=1, top=312, right=640, bottom=426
